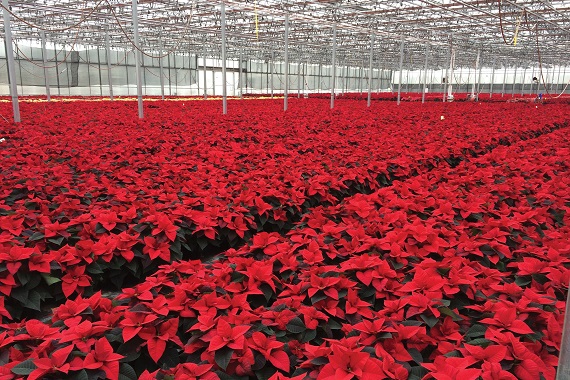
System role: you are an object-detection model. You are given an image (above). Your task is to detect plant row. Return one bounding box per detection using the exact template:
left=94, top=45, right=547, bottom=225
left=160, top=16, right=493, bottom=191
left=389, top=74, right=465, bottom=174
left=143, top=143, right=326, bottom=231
left=1, top=114, right=569, bottom=379
left=1, top=100, right=568, bottom=317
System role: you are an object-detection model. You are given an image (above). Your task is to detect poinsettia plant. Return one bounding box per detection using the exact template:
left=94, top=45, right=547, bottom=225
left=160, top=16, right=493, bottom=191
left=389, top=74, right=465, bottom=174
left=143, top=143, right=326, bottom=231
left=0, top=97, right=569, bottom=379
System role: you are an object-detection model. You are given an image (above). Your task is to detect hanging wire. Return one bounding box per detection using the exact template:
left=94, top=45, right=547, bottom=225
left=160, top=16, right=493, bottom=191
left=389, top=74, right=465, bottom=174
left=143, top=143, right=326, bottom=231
left=533, top=23, right=551, bottom=98
left=15, top=59, right=51, bottom=80
left=496, top=1, right=567, bottom=99
left=143, top=65, right=190, bottom=85
left=552, top=79, right=570, bottom=98
left=0, top=0, right=107, bottom=33
left=76, top=49, right=129, bottom=71
left=104, top=0, right=196, bottom=59
left=271, top=58, right=285, bottom=86
left=12, top=29, right=81, bottom=70
left=254, top=0, right=260, bottom=40
left=497, top=0, right=528, bottom=45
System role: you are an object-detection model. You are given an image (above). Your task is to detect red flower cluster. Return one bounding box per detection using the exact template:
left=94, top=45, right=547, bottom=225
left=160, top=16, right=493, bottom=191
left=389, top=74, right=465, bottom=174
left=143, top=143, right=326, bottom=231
left=0, top=98, right=569, bottom=379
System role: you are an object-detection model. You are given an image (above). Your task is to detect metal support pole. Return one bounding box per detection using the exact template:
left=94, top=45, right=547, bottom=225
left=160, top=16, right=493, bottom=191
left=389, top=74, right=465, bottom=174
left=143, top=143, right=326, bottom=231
left=367, top=33, right=374, bottom=107
left=511, top=66, right=517, bottom=97
left=555, top=65, right=562, bottom=94
left=203, top=45, right=207, bottom=99
left=212, top=59, right=215, bottom=96
left=490, top=58, right=496, bottom=98
left=521, top=67, right=527, bottom=96
left=377, top=53, right=382, bottom=93
left=167, top=54, right=172, bottom=96
left=477, top=53, right=483, bottom=99
left=303, top=62, right=306, bottom=97
left=158, top=33, right=165, bottom=100
left=284, top=13, right=289, bottom=111
left=421, top=44, right=429, bottom=103
left=397, top=36, right=404, bottom=105
left=359, top=66, right=363, bottom=94
left=174, top=54, right=178, bottom=95
left=297, top=62, right=301, bottom=98
left=318, top=63, right=322, bottom=93
left=239, top=50, right=243, bottom=99
left=3, top=0, right=20, bottom=122
left=341, top=64, right=346, bottom=95
left=469, top=49, right=481, bottom=100
left=96, top=47, right=103, bottom=96
left=53, top=46, right=61, bottom=96
left=221, top=1, right=227, bottom=114
left=530, top=65, right=535, bottom=95
left=330, top=24, right=337, bottom=109
left=40, top=31, right=51, bottom=102
left=443, top=47, right=450, bottom=102
left=502, top=66, right=506, bottom=97
left=447, top=48, right=455, bottom=101
left=557, top=288, right=570, bottom=380
left=194, top=54, right=199, bottom=96
left=562, top=66, right=568, bottom=93
left=132, top=0, right=143, bottom=118
left=105, top=30, right=113, bottom=100
left=458, top=66, right=463, bottom=93
left=271, top=51, right=274, bottom=98
left=86, top=48, right=92, bottom=96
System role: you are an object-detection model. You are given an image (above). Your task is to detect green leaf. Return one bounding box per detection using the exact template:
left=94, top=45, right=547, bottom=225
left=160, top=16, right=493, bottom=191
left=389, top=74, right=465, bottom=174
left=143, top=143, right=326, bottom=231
left=11, top=359, right=37, bottom=375
left=466, top=338, right=492, bottom=347
left=466, top=324, right=487, bottom=338
left=420, top=314, right=439, bottom=328
left=377, top=332, right=393, bottom=339
left=408, top=348, right=423, bottom=365
left=255, top=365, right=277, bottom=380
left=390, top=260, right=404, bottom=270
left=69, top=370, right=89, bottom=380
left=10, top=287, right=29, bottom=306
left=401, top=320, right=423, bottom=326
left=444, top=350, right=461, bottom=357
left=42, top=273, right=62, bottom=286
left=160, top=346, right=180, bottom=368
left=301, top=328, right=317, bottom=343
left=259, top=283, right=274, bottom=302
left=326, top=319, right=342, bottom=330
left=515, top=276, right=531, bottom=287
left=215, top=347, right=234, bottom=371
left=408, top=366, right=428, bottom=380
left=16, top=270, right=31, bottom=286
left=310, top=291, right=327, bottom=305
left=436, top=267, right=451, bottom=276
left=251, top=352, right=267, bottom=371
left=119, top=363, right=138, bottom=380
left=86, top=262, right=104, bottom=275
left=439, top=307, right=463, bottom=321
left=197, top=237, right=209, bottom=251
left=48, top=236, right=65, bottom=246
left=310, top=357, right=328, bottom=366
left=125, top=259, right=140, bottom=276
left=26, top=291, right=42, bottom=311
left=286, top=317, right=306, bottom=334
left=28, top=231, right=45, bottom=241
left=216, top=372, right=248, bottom=380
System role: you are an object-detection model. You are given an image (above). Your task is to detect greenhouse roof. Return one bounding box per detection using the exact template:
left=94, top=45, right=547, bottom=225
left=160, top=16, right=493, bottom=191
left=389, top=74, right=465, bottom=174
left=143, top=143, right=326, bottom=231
left=2, top=0, right=569, bottom=69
